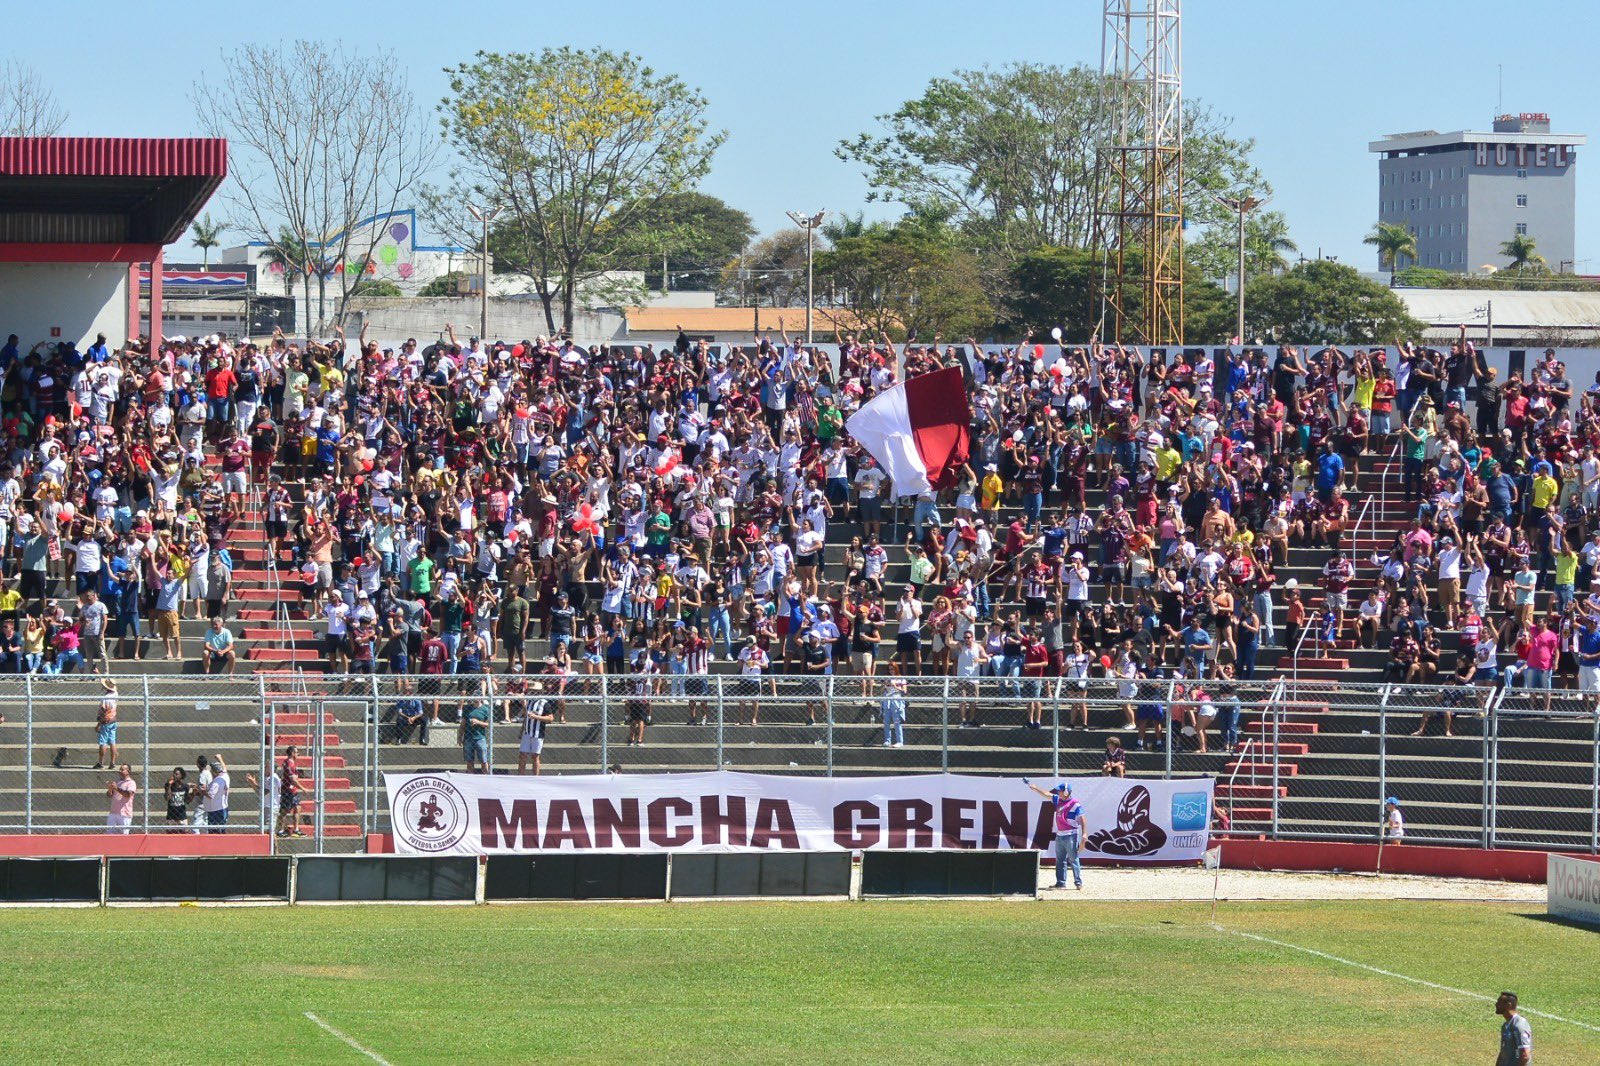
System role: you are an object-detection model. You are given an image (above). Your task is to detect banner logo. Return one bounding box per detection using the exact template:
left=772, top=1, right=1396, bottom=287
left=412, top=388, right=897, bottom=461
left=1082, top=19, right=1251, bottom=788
left=1084, top=785, right=1168, bottom=856
left=1170, top=791, right=1210, bottom=832
left=393, top=775, right=471, bottom=853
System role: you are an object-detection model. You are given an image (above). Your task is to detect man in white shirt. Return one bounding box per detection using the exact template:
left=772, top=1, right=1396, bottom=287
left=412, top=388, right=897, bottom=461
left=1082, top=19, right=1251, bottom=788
left=202, top=756, right=231, bottom=833
left=895, top=584, right=924, bottom=676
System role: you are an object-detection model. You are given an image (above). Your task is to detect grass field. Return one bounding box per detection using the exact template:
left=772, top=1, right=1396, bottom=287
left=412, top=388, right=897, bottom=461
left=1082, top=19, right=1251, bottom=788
left=3, top=899, right=1597, bottom=1064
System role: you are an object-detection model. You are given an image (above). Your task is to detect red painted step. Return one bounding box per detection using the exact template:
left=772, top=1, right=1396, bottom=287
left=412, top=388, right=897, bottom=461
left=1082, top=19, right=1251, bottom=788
left=272, top=733, right=343, bottom=747
left=320, top=825, right=363, bottom=837
left=248, top=648, right=321, bottom=662
left=1290, top=658, right=1350, bottom=670
left=276, top=754, right=345, bottom=768
left=1215, top=783, right=1290, bottom=799
left=1241, top=743, right=1309, bottom=756
left=310, top=799, right=356, bottom=814
left=268, top=711, right=336, bottom=726
left=1225, top=761, right=1298, bottom=776
left=241, top=628, right=316, bottom=642
left=1246, top=722, right=1319, bottom=735
left=1225, top=806, right=1274, bottom=821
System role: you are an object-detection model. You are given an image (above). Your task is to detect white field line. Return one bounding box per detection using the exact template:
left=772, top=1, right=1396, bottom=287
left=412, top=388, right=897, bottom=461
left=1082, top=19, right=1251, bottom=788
left=303, top=1012, right=397, bottom=1065
left=1221, top=927, right=1600, bottom=1035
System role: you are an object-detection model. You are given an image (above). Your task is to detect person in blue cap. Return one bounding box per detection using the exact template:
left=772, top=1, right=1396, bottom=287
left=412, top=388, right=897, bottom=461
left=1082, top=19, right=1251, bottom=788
left=1382, top=796, right=1404, bottom=844
left=1026, top=777, right=1086, bottom=889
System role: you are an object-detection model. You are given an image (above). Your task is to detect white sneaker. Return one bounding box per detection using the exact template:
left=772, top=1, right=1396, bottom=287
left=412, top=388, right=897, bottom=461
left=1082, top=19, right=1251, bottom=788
left=893, top=741, right=904, bottom=748
left=882, top=740, right=892, bottom=747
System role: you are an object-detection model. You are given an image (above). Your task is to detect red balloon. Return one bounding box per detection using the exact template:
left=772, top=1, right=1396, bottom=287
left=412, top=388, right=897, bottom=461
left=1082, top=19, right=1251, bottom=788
left=1034, top=344, right=1045, bottom=358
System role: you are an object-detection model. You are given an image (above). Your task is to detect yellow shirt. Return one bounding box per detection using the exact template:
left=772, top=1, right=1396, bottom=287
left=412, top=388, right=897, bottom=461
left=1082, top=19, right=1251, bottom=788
left=1531, top=474, right=1559, bottom=510
left=1155, top=447, right=1182, bottom=482
left=0, top=588, right=21, bottom=615
left=979, top=473, right=1004, bottom=509
left=1353, top=374, right=1375, bottom=410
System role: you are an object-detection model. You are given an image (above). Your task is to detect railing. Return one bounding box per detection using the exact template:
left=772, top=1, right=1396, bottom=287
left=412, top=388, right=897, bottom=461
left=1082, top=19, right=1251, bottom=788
left=1376, top=433, right=1405, bottom=546
left=1, top=673, right=1596, bottom=855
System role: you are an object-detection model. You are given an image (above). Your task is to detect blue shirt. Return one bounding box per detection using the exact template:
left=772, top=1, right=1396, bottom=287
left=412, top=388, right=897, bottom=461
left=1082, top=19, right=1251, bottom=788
left=1316, top=452, right=1344, bottom=490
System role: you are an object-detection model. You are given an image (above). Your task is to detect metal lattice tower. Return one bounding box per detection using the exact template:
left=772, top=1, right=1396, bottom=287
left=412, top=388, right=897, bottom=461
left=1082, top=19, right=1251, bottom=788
left=1092, top=0, right=1184, bottom=345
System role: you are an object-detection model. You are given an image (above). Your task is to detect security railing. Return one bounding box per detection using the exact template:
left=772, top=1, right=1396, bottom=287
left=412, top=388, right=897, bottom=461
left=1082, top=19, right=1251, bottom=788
left=0, top=673, right=1594, bottom=855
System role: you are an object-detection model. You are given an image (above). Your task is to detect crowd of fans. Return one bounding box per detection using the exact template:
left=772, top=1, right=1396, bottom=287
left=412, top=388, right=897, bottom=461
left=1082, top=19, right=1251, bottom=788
left=2, top=316, right=1596, bottom=757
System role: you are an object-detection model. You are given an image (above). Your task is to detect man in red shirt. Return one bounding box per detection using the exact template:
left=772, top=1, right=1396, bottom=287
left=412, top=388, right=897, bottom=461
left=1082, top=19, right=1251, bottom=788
left=419, top=626, right=449, bottom=724
left=1022, top=628, right=1050, bottom=730
left=204, top=357, right=237, bottom=433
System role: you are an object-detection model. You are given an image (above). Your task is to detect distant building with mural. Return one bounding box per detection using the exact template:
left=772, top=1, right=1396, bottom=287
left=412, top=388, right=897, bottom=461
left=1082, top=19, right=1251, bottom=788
left=217, top=209, right=470, bottom=297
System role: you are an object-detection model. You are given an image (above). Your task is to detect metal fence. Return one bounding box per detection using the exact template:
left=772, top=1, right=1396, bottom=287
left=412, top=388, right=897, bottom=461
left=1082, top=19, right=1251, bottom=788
left=1, top=673, right=1595, bottom=854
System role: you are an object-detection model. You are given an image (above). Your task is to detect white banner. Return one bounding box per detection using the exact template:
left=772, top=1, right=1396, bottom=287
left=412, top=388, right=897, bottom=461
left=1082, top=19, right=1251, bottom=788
left=1547, top=854, right=1600, bottom=927
left=384, top=771, right=1214, bottom=862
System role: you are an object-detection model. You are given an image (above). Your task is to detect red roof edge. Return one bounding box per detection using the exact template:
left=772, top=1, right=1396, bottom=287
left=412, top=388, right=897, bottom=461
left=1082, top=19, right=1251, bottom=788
left=0, top=137, right=227, bottom=178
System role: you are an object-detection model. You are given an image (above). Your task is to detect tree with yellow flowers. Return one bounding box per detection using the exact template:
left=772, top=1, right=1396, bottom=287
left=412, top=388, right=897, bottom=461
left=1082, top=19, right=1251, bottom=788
left=436, top=48, right=725, bottom=336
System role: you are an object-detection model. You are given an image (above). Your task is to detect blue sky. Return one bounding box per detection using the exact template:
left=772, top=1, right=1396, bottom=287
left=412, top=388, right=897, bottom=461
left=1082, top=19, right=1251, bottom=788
left=10, top=0, right=1593, bottom=270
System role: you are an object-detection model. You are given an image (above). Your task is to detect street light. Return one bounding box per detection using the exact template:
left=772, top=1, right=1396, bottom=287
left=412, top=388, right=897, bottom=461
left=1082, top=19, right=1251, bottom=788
left=466, top=204, right=502, bottom=342
left=1212, top=193, right=1270, bottom=345
left=786, top=210, right=827, bottom=345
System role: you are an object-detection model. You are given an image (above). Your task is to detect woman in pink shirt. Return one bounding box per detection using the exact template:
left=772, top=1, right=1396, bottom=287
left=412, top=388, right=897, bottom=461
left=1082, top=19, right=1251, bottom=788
left=105, top=764, right=137, bottom=834
left=1524, top=620, right=1560, bottom=688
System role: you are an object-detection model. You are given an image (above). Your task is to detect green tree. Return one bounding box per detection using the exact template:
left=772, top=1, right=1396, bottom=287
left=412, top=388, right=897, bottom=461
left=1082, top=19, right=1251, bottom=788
left=190, top=214, right=227, bottom=269
left=837, top=63, right=1264, bottom=262
left=816, top=218, right=992, bottom=340
left=1243, top=260, right=1425, bottom=345
left=1363, top=221, right=1418, bottom=271
left=718, top=229, right=811, bottom=307
left=417, top=271, right=472, bottom=297
left=1188, top=209, right=1297, bottom=285
left=350, top=279, right=403, bottom=297
left=1499, top=232, right=1546, bottom=271
left=437, top=48, right=725, bottom=334
left=1004, top=246, right=1232, bottom=343
left=618, top=191, right=755, bottom=292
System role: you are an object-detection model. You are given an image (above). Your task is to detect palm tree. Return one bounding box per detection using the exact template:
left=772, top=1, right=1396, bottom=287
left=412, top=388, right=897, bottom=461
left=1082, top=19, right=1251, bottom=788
left=1254, top=211, right=1299, bottom=273
left=259, top=227, right=316, bottom=297
left=1363, top=221, right=1418, bottom=271
left=190, top=214, right=227, bottom=269
left=1499, top=232, right=1546, bottom=272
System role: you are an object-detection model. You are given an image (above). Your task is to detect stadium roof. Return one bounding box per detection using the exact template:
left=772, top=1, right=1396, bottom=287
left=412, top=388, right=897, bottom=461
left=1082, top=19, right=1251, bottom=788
left=0, top=137, right=227, bottom=257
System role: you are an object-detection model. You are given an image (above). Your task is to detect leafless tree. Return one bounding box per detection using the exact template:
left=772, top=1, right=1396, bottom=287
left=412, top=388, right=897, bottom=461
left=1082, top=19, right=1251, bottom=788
left=191, top=41, right=439, bottom=334
left=0, top=58, right=67, bottom=136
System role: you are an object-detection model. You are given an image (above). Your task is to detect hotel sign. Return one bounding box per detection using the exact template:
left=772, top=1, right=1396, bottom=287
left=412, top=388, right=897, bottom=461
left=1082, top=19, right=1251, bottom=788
left=1475, top=143, right=1575, bottom=167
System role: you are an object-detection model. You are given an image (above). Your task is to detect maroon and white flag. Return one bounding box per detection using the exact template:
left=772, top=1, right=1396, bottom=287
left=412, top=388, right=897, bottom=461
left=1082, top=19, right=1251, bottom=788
left=845, top=366, right=971, bottom=495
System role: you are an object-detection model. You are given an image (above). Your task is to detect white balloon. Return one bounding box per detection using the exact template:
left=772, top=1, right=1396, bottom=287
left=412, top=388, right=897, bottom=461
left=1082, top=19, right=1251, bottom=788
left=1050, top=326, right=1063, bottom=342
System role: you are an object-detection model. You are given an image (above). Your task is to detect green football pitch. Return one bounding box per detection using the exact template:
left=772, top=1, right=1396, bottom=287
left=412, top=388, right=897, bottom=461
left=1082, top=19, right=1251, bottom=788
left=2, top=899, right=1596, bottom=1063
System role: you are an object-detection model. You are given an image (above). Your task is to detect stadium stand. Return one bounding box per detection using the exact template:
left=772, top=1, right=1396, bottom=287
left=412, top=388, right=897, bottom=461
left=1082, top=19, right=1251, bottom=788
left=0, top=328, right=1596, bottom=852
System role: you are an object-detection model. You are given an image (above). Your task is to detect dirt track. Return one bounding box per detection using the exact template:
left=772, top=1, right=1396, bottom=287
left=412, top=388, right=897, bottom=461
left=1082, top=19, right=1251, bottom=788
left=1045, top=865, right=1546, bottom=902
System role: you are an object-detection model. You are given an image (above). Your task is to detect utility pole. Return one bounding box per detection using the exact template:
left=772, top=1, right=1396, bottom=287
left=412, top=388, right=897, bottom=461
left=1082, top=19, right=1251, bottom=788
left=467, top=204, right=501, bottom=342
left=786, top=210, right=827, bottom=345
left=1213, top=193, right=1269, bottom=344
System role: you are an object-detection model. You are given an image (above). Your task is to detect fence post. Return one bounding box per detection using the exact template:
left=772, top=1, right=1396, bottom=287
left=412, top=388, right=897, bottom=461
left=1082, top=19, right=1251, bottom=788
left=1487, top=696, right=1500, bottom=850
left=313, top=699, right=326, bottom=847
left=1591, top=707, right=1599, bottom=855
left=486, top=672, right=496, bottom=774
left=1164, top=678, right=1176, bottom=780
left=825, top=675, right=834, bottom=777
left=1270, top=679, right=1282, bottom=839
left=599, top=673, right=610, bottom=772
left=370, top=674, right=383, bottom=836
left=258, top=681, right=268, bottom=839
left=940, top=675, right=950, bottom=774
left=24, top=673, right=32, bottom=833
left=715, top=675, right=724, bottom=771
left=141, top=675, right=151, bottom=833
left=1377, top=684, right=1391, bottom=843
left=1051, top=676, right=1062, bottom=779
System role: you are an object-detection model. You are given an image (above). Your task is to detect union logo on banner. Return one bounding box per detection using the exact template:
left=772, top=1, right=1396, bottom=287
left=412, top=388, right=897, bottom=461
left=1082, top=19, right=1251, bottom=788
left=392, top=775, right=471, bottom=854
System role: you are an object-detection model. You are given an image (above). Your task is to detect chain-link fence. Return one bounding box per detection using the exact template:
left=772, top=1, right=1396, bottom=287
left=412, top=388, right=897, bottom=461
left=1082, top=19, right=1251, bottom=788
left=0, top=673, right=1596, bottom=854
